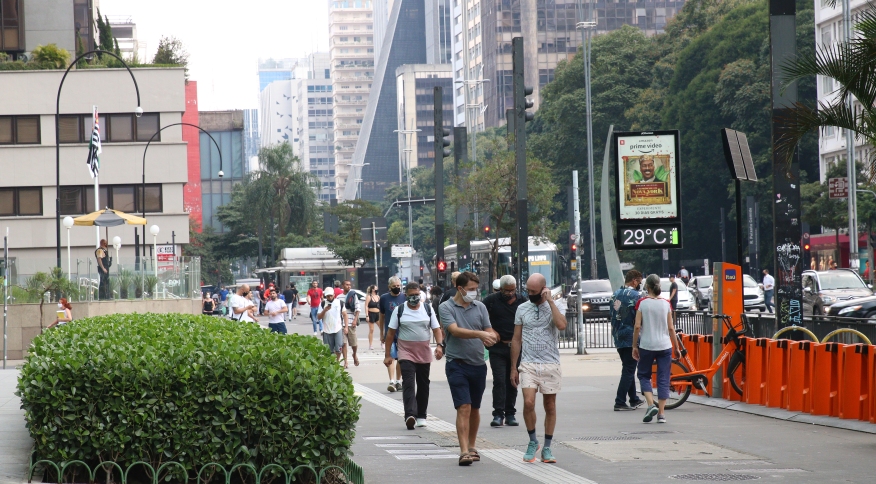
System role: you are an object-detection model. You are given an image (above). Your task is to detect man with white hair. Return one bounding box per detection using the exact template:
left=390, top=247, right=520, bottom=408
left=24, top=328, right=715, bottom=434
left=379, top=276, right=406, bottom=392
left=482, top=274, right=526, bottom=427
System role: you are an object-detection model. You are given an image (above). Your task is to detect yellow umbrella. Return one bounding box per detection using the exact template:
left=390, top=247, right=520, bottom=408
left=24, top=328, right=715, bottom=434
left=73, top=208, right=148, bottom=227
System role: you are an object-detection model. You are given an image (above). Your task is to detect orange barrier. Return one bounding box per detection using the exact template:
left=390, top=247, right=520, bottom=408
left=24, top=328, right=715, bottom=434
left=787, top=341, right=814, bottom=413
left=765, top=339, right=791, bottom=409
left=839, top=344, right=870, bottom=421
left=811, top=342, right=842, bottom=417
left=683, top=335, right=706, bottom=396
left=721, top=336, right=746, bottom=402
left=871, top=347, right=876, bottom=424
left=744, top=338, right=769, bottom=405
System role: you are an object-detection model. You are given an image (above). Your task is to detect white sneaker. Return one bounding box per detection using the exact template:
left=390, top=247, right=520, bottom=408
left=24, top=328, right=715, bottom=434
left=415, top=418, right=426, bottom=427
left=313, top=331, right=318, bottom=336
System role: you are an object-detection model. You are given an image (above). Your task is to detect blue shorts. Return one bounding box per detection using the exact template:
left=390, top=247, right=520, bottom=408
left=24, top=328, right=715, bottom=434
left=268, top=322, right=287, bottom=334
left=390, top=342, right=398, bottom=360
left=445, top=359, right=488, bottom=409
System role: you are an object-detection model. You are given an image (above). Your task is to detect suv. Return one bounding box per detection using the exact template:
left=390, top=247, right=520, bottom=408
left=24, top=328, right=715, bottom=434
left=801, top=269, right=873, bottom=316
left=568, top=279, right=614, bottom=314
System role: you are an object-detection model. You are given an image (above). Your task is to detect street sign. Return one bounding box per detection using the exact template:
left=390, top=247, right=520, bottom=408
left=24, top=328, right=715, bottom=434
left=360, top=217, right=388, bottom=248
left=391, top=244, right=413, bottom=258
left=156, top=245, right=175, bottom=273
left=570, top=259, right=577, bottom=271
left=829, top=177, right=849, bottom=199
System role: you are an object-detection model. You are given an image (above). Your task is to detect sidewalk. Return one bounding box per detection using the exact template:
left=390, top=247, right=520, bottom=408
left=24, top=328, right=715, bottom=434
left=0, top=369, right=29, bottom=484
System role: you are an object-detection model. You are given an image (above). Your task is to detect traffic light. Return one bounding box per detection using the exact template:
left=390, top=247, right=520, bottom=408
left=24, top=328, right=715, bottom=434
left=473, top=260, right=482, bottom=272
left=522, top=86, right=535, bottom=123
left=419, top=264, right=424, bottom=276
left=439, top=128, right=452, bottom=158
left=437, top=259, right=446, bottom=274
left=570, top=243, right=577, bottom=260
left=484, top=225, right=491, bottom=239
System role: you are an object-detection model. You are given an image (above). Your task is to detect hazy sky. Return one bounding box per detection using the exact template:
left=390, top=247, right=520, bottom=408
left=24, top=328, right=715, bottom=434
left=98, top=0, right=329, bottom=110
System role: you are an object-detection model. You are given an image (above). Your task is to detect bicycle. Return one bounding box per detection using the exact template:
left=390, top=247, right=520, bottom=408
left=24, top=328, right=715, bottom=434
left=651, top=313, right=748, bottom=409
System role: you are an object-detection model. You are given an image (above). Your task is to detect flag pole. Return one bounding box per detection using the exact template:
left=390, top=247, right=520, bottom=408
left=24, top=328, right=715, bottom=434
left=93, top=106, right=100, bottom=248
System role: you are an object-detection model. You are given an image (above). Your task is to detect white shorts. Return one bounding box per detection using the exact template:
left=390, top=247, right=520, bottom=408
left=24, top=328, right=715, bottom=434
left=518, top=362, right=562, bottom=394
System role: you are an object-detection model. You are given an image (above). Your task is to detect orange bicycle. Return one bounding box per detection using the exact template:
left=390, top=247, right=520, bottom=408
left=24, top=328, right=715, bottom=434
left=651, top=314, right=748, bottom=409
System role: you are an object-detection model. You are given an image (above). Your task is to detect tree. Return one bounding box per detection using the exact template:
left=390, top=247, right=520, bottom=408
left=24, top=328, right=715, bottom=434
left=776, top=7, right=876, bottom=179
left=21, top=268, right=77, bottom=333
left=451, top=130, right=561, bottom=281
left=183, top=221, right=233, bottom=286
left=325, top=200, right=381, bottom=267
left=95, top=9, right=114, bottom=55
left=152, top=36, right=190, bottom=78
left=31, top=44, right=71, bottom=69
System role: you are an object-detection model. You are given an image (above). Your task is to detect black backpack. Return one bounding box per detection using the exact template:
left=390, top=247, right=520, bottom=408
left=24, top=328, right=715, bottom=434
left=394, top=300, right=432, bottom=321
left=345, top=292, right=357, bottom=313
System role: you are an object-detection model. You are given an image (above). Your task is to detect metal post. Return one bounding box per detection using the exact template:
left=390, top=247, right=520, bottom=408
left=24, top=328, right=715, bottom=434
left=573, top=171, right=586, bottom=355
left=735, top=179, right=744, bottom=266
left=721, top=207, right=727, bottom=262
left=770, top=0, right=803, bottom=326
left=577, top=0, right=597, bottom=280
left=434, top=86, right=446, bottom=288
left=3, top=229, right=7, bottom=369
left=512, top=37, right=529, bottom=287
left=66, top=227, right=72, bottom=280
left=372, top=222, right=379, bottom=292
left=454, top=127, right=470, bottom=267
left=842, top=0, right=858, bottom=271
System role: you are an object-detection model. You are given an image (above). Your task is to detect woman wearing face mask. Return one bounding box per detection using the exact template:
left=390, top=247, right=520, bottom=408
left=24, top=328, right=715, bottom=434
left=632, top=274, right=679, bottom=424
left=48, top=298, right=73, bottom=328
left=366, top=285, right=381, bottom=350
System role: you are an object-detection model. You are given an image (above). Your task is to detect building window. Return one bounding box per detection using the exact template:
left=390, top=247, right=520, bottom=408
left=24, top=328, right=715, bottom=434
left=0, top=187, right=41, bottom=216
left=0, top=115, right=40, bottom=144
left=58, top=184, right=162, bottom=215
left=58, top=113, right=160, bottom=143
left=0, top=0, right=22, bottom=50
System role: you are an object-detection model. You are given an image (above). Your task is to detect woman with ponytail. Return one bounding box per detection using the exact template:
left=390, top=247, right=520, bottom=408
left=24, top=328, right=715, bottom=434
left=632, top=274, right=678, bottom=424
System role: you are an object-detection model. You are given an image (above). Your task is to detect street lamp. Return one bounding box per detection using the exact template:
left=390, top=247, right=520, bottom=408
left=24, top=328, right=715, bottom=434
left=577, top=2, right=598, bottom=280
left=56, top=50, right=141, bottom=269
left=150, top=225, right=159, bottom=295
left=63, top=216, right=74, bottom=279
left=141, top=123, right=222, bottom=259
left=350, top=163, right=369, bottom=200
left=393, top=129, right=421, bottom=247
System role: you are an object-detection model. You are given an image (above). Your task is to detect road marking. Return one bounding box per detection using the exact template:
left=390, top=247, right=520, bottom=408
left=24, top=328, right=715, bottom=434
left=355, top=383, right=598, bottom=482
left=478, top=449, right=598, bottom=484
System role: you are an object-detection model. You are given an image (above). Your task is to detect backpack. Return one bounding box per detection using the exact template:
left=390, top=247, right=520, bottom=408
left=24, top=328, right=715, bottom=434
left=394, top=300, right=432, bottom=321
left=345, top=292, right=357, bottom=313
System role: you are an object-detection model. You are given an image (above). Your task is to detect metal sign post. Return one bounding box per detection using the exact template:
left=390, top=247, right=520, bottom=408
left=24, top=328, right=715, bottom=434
left=572, top=171, right=586, bottom=355
left=3, top=228, right=7, bottom=369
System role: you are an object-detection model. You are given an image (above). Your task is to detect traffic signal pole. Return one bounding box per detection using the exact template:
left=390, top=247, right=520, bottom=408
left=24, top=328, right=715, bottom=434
left=573, top=171, right=586, bottom=355
left=513, top=37, right=533, bottom=288
left=434, top=86, right=450, bottom=288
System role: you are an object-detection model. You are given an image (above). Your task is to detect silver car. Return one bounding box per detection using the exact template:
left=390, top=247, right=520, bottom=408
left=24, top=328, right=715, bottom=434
left=689, top=275, right=713, bottom=310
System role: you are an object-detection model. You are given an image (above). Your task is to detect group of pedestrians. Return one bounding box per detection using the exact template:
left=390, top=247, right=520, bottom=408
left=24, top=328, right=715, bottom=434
left=379, top=271, right=567, bottom=467
left=610, top=270, right=679, bottom=424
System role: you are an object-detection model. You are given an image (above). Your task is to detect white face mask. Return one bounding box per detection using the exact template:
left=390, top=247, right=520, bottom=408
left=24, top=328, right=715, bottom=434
left=462, top=290, right=478, bottom=303
left=58, top=303, right=63, bottom=309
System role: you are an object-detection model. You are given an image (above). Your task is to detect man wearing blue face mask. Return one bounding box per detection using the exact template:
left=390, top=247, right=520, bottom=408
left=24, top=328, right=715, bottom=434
left=385, top=282, right=444, bottom=430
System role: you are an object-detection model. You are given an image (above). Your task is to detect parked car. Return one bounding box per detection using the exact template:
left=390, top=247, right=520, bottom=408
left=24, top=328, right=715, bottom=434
left=659, top=278, right=693, bottom=311
left=826, top=294, right=876, bottom=321
left=688, top=275, right=713, bottom=310
left=802, top=269, right=873, bottom=316
left=741, top=274, right=766, bottom=312
left=568, top=279, right=615, bottom=314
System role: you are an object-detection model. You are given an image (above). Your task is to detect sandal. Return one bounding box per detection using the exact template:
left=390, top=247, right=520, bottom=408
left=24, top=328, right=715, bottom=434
left=458, top=452, right=473, bottom=466
left=354, top=356, right=360, bottom=366
left=469, top=449, right=480, bottom=462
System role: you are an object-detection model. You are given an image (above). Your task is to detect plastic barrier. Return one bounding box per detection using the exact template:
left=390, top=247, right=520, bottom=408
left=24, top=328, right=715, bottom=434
left=811, top=342, right=842, bottom=417
left=787, top=341, right=814, bottom=413
left=839, top=344, right=870, bottom=421
left=765, top=339, right=791, bottom=409
left=683, top=334, right=706, bottom=396
left=744, top=338, right=769, bottom=405
left=721, top=336, right=746, bottom=402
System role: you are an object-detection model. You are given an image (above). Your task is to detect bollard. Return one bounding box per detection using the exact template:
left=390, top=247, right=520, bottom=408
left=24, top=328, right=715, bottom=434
left=839, top=344, right=870, bottom=421
left=744, top=338, right=769, bottom=405
left=811, top=342, right=842, bottom=417
left=787, top=341, right=813, bottom=413
left=765, top=339, right=791, bottom=409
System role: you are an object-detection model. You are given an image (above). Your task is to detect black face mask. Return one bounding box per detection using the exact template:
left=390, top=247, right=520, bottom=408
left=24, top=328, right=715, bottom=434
left=500, top=292, right=514, bottom=302
left=390, top=287, right=401, bottom=295
left=528, top=294, right=542, bottom=304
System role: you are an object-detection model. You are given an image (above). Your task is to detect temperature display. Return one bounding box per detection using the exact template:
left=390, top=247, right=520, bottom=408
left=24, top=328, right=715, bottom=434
left=618, top=224, right=682, bottom=249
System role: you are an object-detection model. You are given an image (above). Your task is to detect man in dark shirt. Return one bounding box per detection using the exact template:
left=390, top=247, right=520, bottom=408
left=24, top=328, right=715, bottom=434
left=669, top=274, right=678, bottom=310
left=438, top=271, right=461, bottom=306
left=482, top=274, right=525, bottom=427
left=283, top=284, right=295, bottom=321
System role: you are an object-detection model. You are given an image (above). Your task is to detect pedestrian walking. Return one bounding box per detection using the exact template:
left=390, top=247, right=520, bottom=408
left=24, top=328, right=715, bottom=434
left=230, top=285, right=257, bottom=322
left=318, top=291, right=344, bottom=362
left=218, top=285, right=229, bottom=314
left=439, top=271, right=498, bottom=466
left=609, top=270, right=646, bottom=411
left=633, top=274, right=679, bottom=424
left=439, top=272, right=461, bottom=305
left=252, top=287, right=262, bottom=316
left=430, top=286, right=444, bottom=316
left=482, top=274, right=525, bottom=427
left=341, top=280, right=360, bottom=368
left=678, top=266, right=690, bottom=285
left=762, top=269, right=775, bottom=314
left=365, top=285, right=381, bottom=350
left=510, top=274, right=567, bottom=464
left=307, top=281, right=324, bottom=335
left=202, top=293, right=215, bottom=316
left=264, top=289, right=288, bottom=334
left=283, top=284, right=295, bottom=321
left=333, top=280, right=344, bottom=297
left=385, top=282, right=444, bottom=429
left=380, top=277, right=406, bottom=392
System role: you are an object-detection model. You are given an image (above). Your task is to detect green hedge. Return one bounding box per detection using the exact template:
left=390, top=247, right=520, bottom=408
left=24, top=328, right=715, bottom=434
left=17, top=314, right=359, bottom=473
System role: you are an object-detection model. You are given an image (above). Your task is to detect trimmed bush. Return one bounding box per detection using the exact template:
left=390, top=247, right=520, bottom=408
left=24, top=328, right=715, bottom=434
left=17, top=314, right=359, bottom=473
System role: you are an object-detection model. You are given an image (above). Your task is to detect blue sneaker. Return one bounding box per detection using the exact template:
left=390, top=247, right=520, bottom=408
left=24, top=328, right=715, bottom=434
left=541, top=447, right=556, bottom=463
left=643, top=404, right=658, bottom=423
left=523, top=441, right=540, bottom=463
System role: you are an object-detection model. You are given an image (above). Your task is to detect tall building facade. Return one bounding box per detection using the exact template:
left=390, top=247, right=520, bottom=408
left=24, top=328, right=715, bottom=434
left=258, top=57, right=309, bottom=92
left=0, top=0, right=96, bottom=57
left=329, top=0, right=376, bottom=199
left=242, top=108, right=260, bottom=168
left=451, top=0, right=685, bottom=130
left=425, top=0, right=453, bottom=64
left=395, top=64, right=453, bottom=174
left=198, top=111, right=246, bottom=233
left=106, top=16, right=139, bottom=60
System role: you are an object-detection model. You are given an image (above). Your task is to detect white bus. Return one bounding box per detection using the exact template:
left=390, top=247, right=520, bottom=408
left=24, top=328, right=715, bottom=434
left=256, top=247, right=360, bottom=290
left=444, top=237, right=562, bottom=295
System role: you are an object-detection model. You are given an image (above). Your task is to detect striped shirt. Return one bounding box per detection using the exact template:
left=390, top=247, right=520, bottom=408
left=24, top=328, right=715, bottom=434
left=514, top=300, right=560, bottom=364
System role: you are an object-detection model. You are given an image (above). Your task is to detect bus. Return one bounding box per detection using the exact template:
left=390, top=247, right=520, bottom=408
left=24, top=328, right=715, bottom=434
left=444, top=237, right=562, bottom=296
left=256, top=247, right=359, bottom=291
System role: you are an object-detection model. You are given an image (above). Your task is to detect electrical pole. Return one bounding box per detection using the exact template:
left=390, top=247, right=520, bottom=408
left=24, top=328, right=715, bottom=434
left=842, top=0, right=858, bottom=271
left=573, top=171, right=586, bottom=355
left=577, top=0, right=597, bottom=280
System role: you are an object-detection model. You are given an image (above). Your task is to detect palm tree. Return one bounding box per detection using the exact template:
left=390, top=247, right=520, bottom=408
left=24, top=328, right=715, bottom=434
left=776, top=8, right=876, bottom=179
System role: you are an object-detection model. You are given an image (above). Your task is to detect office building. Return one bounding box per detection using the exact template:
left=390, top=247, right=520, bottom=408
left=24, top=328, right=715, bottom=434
left=0, top=0, right=95, bottom=57
left=425, top=0, right=453, bottom=64
left=257, top=57, right=309, bottom=93
left=243, top=108, right=259, bottom=166
left=329, top=0, right=376, bottom=199
left=198, top=111, right=246, bottom=233
left=343, top=0, right=428, bottom=201
left=395, top=64, right=453, bottom=174
left=451, top=0, right=685, bottom=130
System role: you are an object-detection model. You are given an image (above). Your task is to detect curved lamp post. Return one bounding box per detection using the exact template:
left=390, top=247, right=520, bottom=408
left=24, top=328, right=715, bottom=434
left=62, top=216, right=74, bottom=278
left=55, top=50, right=142, bottom=269
left=141, top=122, right=223, bottom=258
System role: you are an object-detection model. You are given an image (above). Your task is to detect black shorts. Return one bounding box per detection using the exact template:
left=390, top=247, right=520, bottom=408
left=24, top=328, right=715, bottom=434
left=368, top=312, right=379, bottom=323
left=445, top=359, right=488, bottom=409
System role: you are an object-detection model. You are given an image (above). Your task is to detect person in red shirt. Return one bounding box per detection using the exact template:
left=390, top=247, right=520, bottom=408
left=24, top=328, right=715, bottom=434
left=333, top=280, right=344, bottom=297
left=307, top=281, right=324, bottom=335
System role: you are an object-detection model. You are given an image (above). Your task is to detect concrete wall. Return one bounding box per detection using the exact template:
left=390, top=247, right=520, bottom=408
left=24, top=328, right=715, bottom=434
left=23, top=0, right=76, bottom=53
left=4, top=298, right=201, bottom=360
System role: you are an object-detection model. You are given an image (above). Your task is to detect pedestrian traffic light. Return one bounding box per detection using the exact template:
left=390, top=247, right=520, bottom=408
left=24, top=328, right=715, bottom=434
left=437, top=259, right=446, bottom=273
left=473, top=260, right=482, bottom=271
left=571, top=243, right=577, bottom=259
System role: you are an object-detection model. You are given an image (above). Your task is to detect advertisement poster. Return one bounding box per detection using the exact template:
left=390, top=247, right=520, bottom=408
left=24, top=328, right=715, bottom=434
left=616, top=132, right=679, bottom=221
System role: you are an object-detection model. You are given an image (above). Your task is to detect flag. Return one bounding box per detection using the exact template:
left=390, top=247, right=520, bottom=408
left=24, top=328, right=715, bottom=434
left=86, top=109, right=101, bottom=179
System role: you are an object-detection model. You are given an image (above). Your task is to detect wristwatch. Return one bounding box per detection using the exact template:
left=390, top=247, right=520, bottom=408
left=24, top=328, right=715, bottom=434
left=437, top=342, right=446, bottom=349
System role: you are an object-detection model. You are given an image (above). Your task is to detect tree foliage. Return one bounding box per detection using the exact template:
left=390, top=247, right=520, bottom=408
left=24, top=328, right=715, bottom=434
left=31, top=44, right=70, bottom=69
left=325, top=200, right=381, bottom=267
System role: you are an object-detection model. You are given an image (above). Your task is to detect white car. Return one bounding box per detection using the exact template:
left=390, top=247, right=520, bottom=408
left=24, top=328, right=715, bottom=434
left=658, top=278, right=693, bottom=311
left=705, top=274, right=766, bottom=312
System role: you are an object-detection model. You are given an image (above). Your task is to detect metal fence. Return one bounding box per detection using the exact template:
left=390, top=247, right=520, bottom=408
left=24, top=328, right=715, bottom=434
left=558, top=310, right=876, bottom=350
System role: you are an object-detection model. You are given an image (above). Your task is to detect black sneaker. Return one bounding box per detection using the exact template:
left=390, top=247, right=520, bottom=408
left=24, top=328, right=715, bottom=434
left=629, top=400, right=646, bottom=409
left=505, top=415, right=519, bottom=426
left=406, top=416, right=416, bottom=430
left=490, top=415, right=504, bottom=427
left=614, top=403, right=635, bottom=411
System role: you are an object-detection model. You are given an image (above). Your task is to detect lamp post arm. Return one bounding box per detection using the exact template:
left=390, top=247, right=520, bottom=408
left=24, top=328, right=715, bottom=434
left=56, top=50, right=142, bottom=268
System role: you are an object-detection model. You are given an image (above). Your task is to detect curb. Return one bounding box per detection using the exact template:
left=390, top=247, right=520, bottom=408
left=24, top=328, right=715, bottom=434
left=687, top=395, right=876, bottom=434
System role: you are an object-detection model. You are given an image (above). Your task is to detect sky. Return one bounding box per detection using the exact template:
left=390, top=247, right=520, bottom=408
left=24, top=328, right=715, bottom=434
left=98, top=0, right=329, bottom=110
